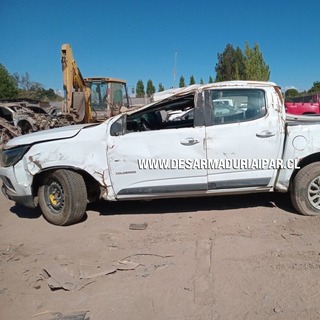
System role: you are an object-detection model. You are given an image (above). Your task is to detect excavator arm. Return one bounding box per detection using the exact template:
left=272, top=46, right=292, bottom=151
left=61, top=44, right=92, bottom=123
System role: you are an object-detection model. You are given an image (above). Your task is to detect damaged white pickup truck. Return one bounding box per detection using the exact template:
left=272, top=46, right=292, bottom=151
left=1, top=81, right=320, bottom=225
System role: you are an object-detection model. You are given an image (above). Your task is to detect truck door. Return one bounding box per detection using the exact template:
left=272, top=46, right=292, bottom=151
left=107, top=93, right=208, bottom=198
left=203, top=87, right=285, bottom=192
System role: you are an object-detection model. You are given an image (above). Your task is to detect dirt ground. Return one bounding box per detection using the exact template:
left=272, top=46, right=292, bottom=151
left=1, top=190, right=320, bottom=320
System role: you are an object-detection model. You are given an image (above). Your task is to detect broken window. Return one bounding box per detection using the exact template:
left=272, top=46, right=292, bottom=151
left=0, top=108, right=13, bottom=122
left=125, top=93, right=197, bottom=133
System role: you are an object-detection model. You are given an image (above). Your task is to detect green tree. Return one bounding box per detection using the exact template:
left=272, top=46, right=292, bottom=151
left=158, top=83, right=164, bottom=92
left=189, top=75, right=195, bottom=85
left=136, top=79, right=145, bottom=98
left=179, top=76, right=185, bottom=88
left=146, top=79, right=156, bottom=97
left=12, top=71, right=62, bottom=101
left=215, top=44, right=245, bottom=82
left=285, top=88, right=299, bottom=100
left=0, top=64, right=19, bottom=99
left=200, top=78, right=204, bottom=84
left=46, top=88, right=58, bottom=100
left=243, top=42, right=270, bottom=81
left=308, top=81, right=320, bottom=93
left=235, top=47, right=246, bottom=80
left=208, top=76, right=214, bottom=83
left=21, top=72, right=33, bottom=90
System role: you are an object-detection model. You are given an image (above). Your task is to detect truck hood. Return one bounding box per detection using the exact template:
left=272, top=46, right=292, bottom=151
left=5, top=123, right=99, bottom=148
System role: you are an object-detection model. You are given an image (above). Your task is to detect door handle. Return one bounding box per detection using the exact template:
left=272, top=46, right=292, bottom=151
left=256, top=130, right=275, bottom=138
left=180, top=137, right=200, bottom=145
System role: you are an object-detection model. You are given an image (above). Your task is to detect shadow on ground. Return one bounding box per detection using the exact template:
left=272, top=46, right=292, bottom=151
left=7, top=192, right=299, bottom=223
left=10, top=205, right=42, bottom=220
left=9, top=205, right=89, bottom=224
left=88, top=192, right=298, bottom=217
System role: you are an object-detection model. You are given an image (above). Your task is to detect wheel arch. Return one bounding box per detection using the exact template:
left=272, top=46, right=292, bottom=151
left=32, top=166, right=103, bottom=203
left=17, top=119, right=34, bottom=134
left=290, top=153, right=320, bottom=188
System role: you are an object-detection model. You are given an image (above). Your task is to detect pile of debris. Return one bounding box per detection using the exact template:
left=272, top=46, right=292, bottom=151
left=0, top=102, right=66, bottom=149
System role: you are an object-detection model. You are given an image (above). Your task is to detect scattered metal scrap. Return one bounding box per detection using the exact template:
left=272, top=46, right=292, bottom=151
left=0, top=117, right=21, bottom=148
left=0, top=101, right=91, bottom=148
left=42, top=263, right=93, bottom=291
left=32, top=310, right=89, bottom=320
left=79, top=260, right=140, bottom=280
left=129, top=222, right=148, bottom=230
left=0, top=102, right=59, bottom=148
left=41, top=252, right=173, bottom=291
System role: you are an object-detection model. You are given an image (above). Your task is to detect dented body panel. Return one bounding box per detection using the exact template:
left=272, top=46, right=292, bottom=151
left=1, top=81, right=320, bottom=214
left=1, top=121, right=114, bottom=207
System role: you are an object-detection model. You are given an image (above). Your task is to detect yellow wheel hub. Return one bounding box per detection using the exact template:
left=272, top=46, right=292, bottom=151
left=49, top=194, right=57, bottom=205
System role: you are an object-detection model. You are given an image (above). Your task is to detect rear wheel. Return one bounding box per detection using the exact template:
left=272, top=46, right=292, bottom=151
left=38, top=169, right=87, bottom=225
left=290, top=162, right=320, bottom=216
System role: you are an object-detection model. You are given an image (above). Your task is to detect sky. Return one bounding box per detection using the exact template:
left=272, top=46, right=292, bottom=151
left=1, top=0, right=319, bottom=95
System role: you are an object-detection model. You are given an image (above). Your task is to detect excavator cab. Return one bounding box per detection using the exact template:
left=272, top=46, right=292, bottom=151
left=85, top=77, right=130, bottom=120
left=61, top=44, right=131, bottom=124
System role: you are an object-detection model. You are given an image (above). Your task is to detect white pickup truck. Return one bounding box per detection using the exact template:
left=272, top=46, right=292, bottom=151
left=1, top=81, right=319, bottom=225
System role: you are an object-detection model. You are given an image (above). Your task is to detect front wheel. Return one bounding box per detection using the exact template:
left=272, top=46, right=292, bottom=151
left=290, top=162, right=320, bottom=216
left=38, top=169, right=87, bottom=225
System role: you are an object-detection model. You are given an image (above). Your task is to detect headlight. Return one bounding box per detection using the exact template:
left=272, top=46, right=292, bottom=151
left=0, top=145, right=30, bottom=167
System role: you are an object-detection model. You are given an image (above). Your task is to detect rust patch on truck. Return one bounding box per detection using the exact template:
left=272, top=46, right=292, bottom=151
left=28, top=156, right=42, bottom=169
left=93, top=170, right=109, bottom=198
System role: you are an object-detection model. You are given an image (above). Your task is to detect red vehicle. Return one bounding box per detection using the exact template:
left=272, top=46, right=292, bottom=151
left=285, top=93, right=320, bottom=115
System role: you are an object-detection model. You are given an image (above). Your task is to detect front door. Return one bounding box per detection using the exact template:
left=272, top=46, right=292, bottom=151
left=107, top=94, right=208, bottom=199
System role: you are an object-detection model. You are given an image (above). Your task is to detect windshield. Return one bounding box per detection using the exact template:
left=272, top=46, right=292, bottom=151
left=88, top=81, right=128, bottom=112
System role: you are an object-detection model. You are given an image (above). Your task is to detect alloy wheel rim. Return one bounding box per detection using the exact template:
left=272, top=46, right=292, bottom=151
left=307, top=175, right=320, bottom=210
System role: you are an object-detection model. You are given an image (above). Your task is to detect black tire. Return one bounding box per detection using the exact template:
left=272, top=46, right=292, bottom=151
left=290, top=162, right=320, bottom=216
left=38, top=169, right=87, bottom=226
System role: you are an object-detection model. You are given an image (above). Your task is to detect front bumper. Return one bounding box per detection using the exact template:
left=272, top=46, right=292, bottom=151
left=1, top=183, right=36, bottom=208
left=0, top=163, right=36, bottom=208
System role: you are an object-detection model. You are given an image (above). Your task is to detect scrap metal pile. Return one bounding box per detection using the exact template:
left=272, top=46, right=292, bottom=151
left=0, top=102, right=64, bottom=149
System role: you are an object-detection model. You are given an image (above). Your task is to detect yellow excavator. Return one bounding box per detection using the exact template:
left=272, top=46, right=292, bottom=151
left=61, top=44, right=130, bottom=124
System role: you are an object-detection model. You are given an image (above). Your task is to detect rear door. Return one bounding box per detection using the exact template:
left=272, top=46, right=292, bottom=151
left=203, top=87, right=284, bottom=192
